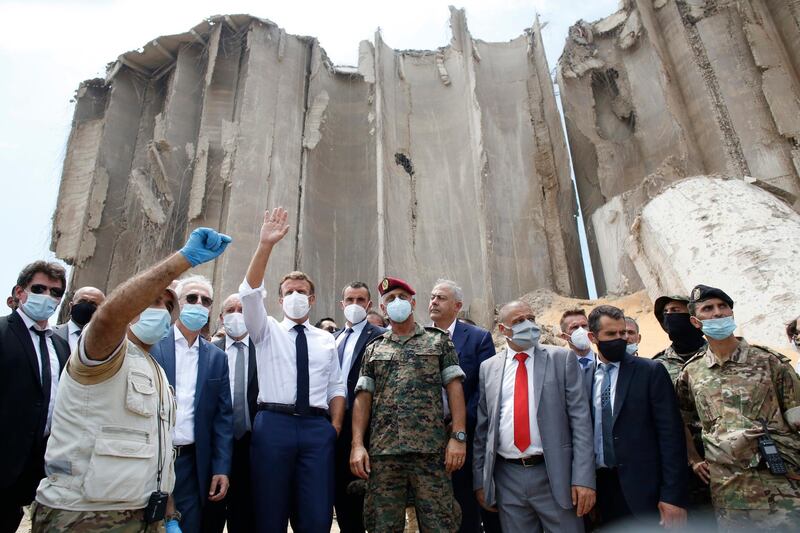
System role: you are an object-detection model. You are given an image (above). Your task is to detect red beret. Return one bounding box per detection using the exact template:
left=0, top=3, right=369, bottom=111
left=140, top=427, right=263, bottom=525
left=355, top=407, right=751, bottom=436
left=378, top=277, right=415, bottom=297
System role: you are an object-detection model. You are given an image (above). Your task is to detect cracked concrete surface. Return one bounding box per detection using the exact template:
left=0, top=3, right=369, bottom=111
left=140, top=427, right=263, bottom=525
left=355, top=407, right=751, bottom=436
left=50, top=9, right=585, bottom=327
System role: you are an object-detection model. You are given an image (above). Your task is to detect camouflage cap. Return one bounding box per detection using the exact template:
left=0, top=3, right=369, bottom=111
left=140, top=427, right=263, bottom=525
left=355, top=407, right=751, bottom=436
left=689, top=284, right=734, bottom=309
left=378, top=277, right=415, bottom=297
left=654, top=294, right=690, bottom=325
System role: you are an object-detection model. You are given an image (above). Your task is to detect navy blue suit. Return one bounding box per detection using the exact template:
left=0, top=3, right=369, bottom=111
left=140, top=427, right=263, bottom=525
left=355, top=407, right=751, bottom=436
left=151, top=330, right=233, bottom=533
left=588, top=353, right=688, bottom=526
left=333, top=322, right=385, bottom=533
left=449, top=319, right=499, bottom=533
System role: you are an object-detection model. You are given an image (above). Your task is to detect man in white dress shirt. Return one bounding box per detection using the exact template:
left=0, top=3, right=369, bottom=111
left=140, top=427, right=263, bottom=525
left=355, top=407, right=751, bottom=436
left=241, top=207, right=345, bottom=533
left=53, top=286, right=105, bottom=353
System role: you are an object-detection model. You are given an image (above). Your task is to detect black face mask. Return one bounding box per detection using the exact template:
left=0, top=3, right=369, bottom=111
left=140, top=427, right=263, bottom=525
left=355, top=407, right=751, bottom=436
left=70, top=301, right=97, bottom=327
left=598, top=338, right=628, bottom=363
left=663, top=313, right=705, bottom=355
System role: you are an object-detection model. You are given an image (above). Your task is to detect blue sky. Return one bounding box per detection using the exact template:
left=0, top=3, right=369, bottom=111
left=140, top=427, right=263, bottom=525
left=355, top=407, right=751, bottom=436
left=0, top=0, right=617, bottom=311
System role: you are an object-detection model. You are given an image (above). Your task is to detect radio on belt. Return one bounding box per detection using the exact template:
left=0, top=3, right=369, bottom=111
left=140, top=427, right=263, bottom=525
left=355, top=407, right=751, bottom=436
left=757, top=419, right=787, bottom=475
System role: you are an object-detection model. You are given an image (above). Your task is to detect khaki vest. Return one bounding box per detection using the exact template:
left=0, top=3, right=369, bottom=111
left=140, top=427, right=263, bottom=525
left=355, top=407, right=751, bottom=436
left=36, top=340, right=176, bottom=511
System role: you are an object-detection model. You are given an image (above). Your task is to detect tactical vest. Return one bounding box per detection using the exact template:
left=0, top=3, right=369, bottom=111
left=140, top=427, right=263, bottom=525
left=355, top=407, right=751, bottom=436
left=36, top=340, right=176, bottom=511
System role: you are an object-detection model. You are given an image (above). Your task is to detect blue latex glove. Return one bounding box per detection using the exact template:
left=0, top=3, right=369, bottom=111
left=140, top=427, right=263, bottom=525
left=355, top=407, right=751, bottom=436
left=179, top=228, right=232, bottom=267
left=165, top=519, right=182, bottom=533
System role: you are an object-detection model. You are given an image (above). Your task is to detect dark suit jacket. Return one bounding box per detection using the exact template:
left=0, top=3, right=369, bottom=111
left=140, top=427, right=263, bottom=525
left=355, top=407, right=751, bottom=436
left=52, top=322, right=70, bottom=345
left=151, top=330, right=233, bottom=498
left=0, top=311, right=70, bottom=489
left=212, top=336, right=258, bottom=427
left=450, top=319, right=495, bottom=430
left=334, top=321, right=386, bottom=410
left=588, top=353, right=688, bottom=515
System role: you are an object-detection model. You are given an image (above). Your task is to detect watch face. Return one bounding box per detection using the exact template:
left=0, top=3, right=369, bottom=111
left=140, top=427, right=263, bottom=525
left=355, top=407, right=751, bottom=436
left=456, top=431, right=467, bottom=442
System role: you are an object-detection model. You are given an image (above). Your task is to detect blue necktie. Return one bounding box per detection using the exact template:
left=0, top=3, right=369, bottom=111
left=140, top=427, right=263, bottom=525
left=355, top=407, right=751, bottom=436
left=578, top=357, right=591, bottom=369
left=232, top=341, right=248, bottom=439
left=337, top=328, right=354, bottom=367
left=600, top=363, right=616, bottom=467
left=294, top=325, right=310, bottom=414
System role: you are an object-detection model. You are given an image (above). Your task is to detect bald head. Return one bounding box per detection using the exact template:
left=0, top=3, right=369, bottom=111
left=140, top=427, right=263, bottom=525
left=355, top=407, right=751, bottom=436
left=220, top=293, right=243, bottom=317
left=72, top=286, right=105, bottom=305
left=498, top=300, right=534, bottom=325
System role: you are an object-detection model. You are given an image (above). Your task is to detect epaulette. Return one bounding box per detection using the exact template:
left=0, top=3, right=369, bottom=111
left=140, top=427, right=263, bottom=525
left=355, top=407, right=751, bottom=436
left=425, top=326, right=449, bottom=335
left=652, top=349, right=667, bottom=360
left=750, top=344, right=793, bottom=365
left=365, top=333, right=388, bottom=349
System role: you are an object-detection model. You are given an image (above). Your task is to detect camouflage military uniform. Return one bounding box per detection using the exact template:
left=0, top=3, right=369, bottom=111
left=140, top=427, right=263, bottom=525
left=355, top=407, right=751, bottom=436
left=31, top=501, right=166, bottom=532
left=654, top=344, right=699, bottom=385
left=676, top=339, right=800, bottom=530
left=356, top=323, right=466, bottom=532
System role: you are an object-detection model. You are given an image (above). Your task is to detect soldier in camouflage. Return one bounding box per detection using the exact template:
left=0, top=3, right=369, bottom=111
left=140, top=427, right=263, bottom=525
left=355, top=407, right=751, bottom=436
left=676, top=284, right=800, bottom=531
left=350, top=277, right=467, bottom=532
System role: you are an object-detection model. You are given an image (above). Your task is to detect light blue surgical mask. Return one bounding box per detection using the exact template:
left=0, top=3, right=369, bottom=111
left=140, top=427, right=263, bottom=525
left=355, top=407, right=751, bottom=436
left=386, top=298, right=413, bottom=323
left=21, top=291, right=59, bottom=322
left=131, top=308, right=172, bottom=345
left=506, top=320, right=541, bottom=350
left=701, top=316, right=736, bottom=340
left=625, top=343, right=638, bottom=356
left=180, top=304, right=209, bottom=332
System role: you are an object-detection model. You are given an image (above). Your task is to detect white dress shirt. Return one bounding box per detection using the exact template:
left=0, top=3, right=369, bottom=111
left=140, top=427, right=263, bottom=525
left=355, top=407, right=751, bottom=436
left=225, top=334, right=251, bottom=412
left=18, top=310, right=60, bottom=435
left=239, top=279, right=345, bottom=409
left=336, top=319, right=367, bottom=400
left=593, top=359, right=620, bottom=468
left=440, top=319, right=458, bottom=418
left=67, top=320, right=82, bottom=353
left=173, top=325, right=199, bottom=445
left=497, top=347, right=544, bottom=458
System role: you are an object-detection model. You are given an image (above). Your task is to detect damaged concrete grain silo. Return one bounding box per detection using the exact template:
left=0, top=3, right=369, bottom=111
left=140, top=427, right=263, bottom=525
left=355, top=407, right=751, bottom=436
left=50, top=8, right=586, bottom=326
left=557, top=0, right=800, bottom=295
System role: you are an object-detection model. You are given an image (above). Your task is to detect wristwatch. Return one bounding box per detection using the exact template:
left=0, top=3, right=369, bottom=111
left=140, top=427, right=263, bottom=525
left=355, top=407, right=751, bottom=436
left=451, top=431, right=467, bottom=443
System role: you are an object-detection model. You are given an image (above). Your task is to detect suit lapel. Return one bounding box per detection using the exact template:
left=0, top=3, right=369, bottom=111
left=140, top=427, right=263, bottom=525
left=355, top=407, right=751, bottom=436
left=451, top=321, right=468, bottom=360
left=195, top=339, right=209, bottom=410
left=248, top=339, right=257, bottom=385
left=162, top=329, right=177, bottom=388
left=348, top=323, right=374, bottom=381
left=9, top=311, right=43, bottom=390
left=533, top=345, right=547, bottom=409
left=612, top=354, right=636, bottom=427
left=490, top=349, right=507, bottom=444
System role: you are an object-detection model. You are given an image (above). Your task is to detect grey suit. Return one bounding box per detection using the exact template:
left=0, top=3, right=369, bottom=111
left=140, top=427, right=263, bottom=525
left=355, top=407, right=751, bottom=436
left=473, top=344, right=595, bottom=531
left=52, top=323, right=69, bottom=344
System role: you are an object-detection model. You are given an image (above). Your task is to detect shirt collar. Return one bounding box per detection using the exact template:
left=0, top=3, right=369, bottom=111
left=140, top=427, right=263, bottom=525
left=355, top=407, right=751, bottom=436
left=174, top=324, right=200, bottom=348
left=225, top=334, right=250, bottom=349
left=574, top=350, right=595, bottom=361
left=17, top=309, right=53, bottom=334
left=595, top=359, right=620, bottom=373
left=68, top=320, right=82, bottom=335
left=446, top=319, right=457, bottom=339
left=347, top=318, right=368, bottom=335
left=704, top=339, right=746, bottom=367
left=281, top=317, right=311, bottom=331
left=506, top=345, right=535, bottom=360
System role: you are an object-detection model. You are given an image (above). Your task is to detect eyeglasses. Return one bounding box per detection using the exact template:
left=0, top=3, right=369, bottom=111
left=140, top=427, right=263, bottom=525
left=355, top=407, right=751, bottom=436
left=30, top=284, right=64, bottom=299
left=184, top=293, right=213, bottom=307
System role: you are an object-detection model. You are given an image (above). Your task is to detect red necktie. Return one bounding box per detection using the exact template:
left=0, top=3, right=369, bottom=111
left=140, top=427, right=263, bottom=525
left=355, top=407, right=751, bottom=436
left=513, top=352, right=531, bottom=452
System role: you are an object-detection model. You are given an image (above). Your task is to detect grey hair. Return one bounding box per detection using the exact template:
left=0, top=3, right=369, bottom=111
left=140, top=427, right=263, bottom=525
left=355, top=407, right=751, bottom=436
left=176, top=274, right=214, bottom=299
left=434, top=279, right=464, bottom=303
left=624, top=316, right=640, bottom=333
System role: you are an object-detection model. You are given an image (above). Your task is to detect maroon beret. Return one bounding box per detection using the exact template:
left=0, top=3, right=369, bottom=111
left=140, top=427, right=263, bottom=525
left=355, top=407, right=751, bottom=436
left=378, top=277, right=415, bottom=297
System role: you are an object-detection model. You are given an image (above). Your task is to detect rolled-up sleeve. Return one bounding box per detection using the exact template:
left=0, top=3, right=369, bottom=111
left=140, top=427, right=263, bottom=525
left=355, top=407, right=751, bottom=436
left=326, top=347, right=346, bottom=403
left=239, top=278, right=269, bottom=344
left=440, top=338, right=466, bottom=386
left=355, top=347, right=376, bottom=395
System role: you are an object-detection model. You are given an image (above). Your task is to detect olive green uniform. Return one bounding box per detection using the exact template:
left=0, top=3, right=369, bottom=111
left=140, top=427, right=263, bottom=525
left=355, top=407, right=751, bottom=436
left=355, top=324, right=466, bottom=532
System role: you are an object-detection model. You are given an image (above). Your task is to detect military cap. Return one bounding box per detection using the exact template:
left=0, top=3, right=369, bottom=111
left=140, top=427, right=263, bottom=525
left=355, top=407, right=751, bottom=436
left=689, top=284, right=734, bottom=309
left=654, top=294, right=690, bottom=325
left=378, top=277, right=415, bottom=297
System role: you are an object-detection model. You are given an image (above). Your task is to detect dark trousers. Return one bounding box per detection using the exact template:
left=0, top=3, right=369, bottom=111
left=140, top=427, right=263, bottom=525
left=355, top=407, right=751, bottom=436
left=202, top=433, right=255, bottom=533
left=334, top=412, right=365, bottom=533
left=0, top=443, right=45, bottom=533
left=251, top=411, right=336, bottom=533
left=175, top=451, right=202, bottom=533
left=595, top=468, right=634, bottom=528
left=452, top=437, right=501, bottom=533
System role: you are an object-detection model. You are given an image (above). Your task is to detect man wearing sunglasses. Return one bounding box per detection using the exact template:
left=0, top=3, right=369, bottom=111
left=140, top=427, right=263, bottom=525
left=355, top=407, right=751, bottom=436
left=0, top=261, right=70, bottom=531
left=151, top=274, right=233, bottom=533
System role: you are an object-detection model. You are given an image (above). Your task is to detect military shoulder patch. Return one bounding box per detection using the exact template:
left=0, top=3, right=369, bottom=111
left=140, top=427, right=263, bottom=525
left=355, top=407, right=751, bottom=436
left=750, top=344, right=792, bottom=364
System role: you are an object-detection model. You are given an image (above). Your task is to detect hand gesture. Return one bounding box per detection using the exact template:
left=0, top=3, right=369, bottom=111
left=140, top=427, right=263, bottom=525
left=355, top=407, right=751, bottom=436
left=179, top=228, right=232, bottom=267
left=260, top=207, right=290, bottom=246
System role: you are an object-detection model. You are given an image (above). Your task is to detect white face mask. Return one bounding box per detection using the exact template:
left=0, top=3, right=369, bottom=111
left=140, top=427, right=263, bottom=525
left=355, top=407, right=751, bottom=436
left=223, top=312, right=247, bottom=338
left=282, top=292, right=310, bottom=320
left=570, top=327, right=591, bottom=351
left=344, top=304, right=367, bottom=325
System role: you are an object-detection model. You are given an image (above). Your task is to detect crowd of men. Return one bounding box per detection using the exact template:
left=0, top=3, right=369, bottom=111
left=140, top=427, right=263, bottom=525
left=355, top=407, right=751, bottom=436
left=1, top=206, right=799, bottom=533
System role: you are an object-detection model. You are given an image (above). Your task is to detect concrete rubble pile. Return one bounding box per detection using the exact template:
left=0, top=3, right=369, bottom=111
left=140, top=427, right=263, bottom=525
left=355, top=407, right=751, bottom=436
left=557, top=0, right=800, bottom=295
left=50, top=8, right=586, bottom=326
